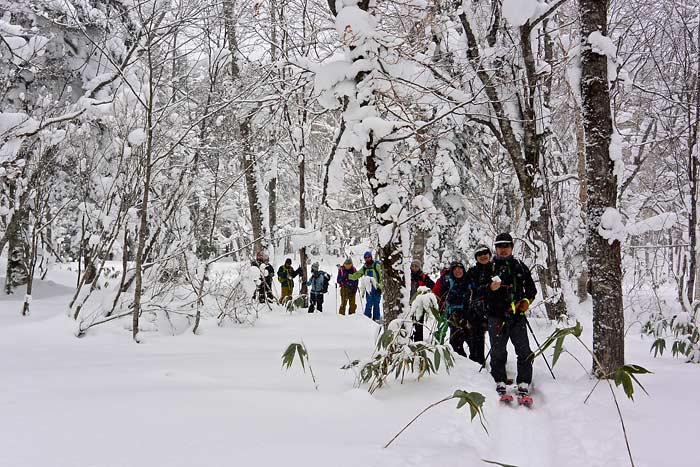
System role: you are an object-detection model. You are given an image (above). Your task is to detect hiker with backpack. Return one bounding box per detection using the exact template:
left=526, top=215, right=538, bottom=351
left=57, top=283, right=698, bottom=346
left=486, top=233, right=537, bottom=404
left=251, top=250, right=275, bottom=303
left=277, top=258, right=303, bottom=305
left=349, top=251, right=382, bottom=322
left=431, top=261, right=470, bottom=357
left=464, top=244, right=493, bottom=365
left=409, top=259, right=435, bottom=341
left=306, top=262, right=331, bottom=313
left=337, top=258, right=358, bottom=315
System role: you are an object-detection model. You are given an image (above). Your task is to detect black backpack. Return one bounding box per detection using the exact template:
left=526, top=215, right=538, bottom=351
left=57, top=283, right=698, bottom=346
left=321, top=272, right=330, bottom=293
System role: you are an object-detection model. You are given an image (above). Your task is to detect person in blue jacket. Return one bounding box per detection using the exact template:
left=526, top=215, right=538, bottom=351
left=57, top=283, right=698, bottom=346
left=306, top=262, right=330, bottom=313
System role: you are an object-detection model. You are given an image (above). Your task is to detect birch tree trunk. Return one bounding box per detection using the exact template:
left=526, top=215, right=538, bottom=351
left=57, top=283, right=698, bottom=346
left=579, top=0, right=625, bottom=375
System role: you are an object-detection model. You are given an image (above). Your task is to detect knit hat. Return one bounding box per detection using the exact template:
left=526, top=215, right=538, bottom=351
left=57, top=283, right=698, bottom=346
left=343, top=258, right=353, bottom=265
left=494, top=233, right=514, bottom=246
left=474, top=244, right=491, bottom=258
left=450, top=260, right=466, bottom=272
left=311, top=262, right=319, bottom=271
left=364, top=251, right=373, bottom=259
left=410, top=259, right=422, bottom=269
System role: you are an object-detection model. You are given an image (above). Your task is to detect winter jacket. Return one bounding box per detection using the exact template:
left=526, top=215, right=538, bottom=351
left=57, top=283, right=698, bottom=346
left=466, top=262, right=495, bottom=320
left=486, top=255, right=537, bottom=320
left=350, top=261, right=383, bottom=295
left=337, top=266, right=358, bottom=292
left=431, top=266, right=470, bottom=317
left=410, top=270, right=435, bottom=299
left=277, top=264, right=302, bottom=289
left=307, top=270, right=330, bottom=294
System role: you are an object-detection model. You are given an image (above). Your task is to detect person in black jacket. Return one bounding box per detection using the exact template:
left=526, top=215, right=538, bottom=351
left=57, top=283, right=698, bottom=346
left=485, top=233, right=537, bottom=397
left=464, top=244, right=493, bottom=365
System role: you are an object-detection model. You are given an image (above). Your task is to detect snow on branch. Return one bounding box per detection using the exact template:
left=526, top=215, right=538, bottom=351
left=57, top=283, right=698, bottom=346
left=599, top=208, right=677, bottom=244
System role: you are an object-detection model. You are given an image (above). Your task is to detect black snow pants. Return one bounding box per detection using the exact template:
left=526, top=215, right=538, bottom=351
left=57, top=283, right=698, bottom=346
left=466, top=318, right=487, bottom=365
left=487, top=316, right=533, bottom=384
left=308, top=292, right=324, bottom=313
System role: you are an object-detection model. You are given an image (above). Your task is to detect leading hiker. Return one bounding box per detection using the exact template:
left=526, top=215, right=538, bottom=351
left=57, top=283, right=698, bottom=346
left=486, top=233, right=537, bottom=404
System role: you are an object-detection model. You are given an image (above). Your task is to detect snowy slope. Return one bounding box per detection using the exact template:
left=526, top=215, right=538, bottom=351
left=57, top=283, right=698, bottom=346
left=1, top=268, right=698, bottom=467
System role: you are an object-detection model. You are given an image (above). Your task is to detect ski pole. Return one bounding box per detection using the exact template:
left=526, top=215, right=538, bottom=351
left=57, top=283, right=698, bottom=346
left=526, top=319, right=556, bottom=380
left=479, top=347, right=491, bottom=373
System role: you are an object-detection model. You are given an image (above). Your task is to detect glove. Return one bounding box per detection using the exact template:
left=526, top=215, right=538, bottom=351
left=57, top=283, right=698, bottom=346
left=376, top=287, right=382, bottom=294
left=516, top=299, right=530, bottom=314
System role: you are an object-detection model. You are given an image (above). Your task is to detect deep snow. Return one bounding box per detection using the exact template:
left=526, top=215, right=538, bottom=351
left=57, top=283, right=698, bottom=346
left=1, top=263, right=698, bottom=467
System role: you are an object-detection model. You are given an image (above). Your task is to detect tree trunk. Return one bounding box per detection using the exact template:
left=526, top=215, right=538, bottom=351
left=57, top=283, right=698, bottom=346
left=4, top=203, right=29, bottom=294
left=685, top=16, right=700, bottom=305
left=575, top=108, right=590, bottom=302
left=132, top=34, right=157, bottom=343
left=299, top=152, right=308, bottom=304
left=328, top=0, right=405, bottom=325
left=579, top=0, right=625, bottom=376
left=223, top=0, right=265, bottom=253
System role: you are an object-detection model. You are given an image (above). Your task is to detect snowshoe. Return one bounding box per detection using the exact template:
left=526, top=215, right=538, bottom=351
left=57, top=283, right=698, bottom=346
left=499, top=393, right=514, bottom=404
left=518, top=395, right=534, bottom=407
left=496, top=382, right=512, bottom=403
left=516, top=383, right=533, bottom=407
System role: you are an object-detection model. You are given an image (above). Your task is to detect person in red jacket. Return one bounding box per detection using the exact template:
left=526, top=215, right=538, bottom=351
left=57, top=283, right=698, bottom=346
left=409, top=259, right=435, bottom=341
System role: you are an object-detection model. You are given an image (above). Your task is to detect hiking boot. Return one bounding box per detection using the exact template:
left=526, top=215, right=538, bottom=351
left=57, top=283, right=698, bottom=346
left=496, top=382, right=507, bottom=396
left=517, top=383, right=530, bottom=396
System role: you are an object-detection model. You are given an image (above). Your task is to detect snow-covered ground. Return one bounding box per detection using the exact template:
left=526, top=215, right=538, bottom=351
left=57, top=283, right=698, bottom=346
left=1, top=263, right=698, bottom=467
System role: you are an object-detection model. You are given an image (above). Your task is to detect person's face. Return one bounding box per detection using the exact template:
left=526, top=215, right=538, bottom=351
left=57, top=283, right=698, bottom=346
left=344, top=263, right=352, bottom=270
left=453, top=266, right=465, bottom=278
left=410, top=264, right=419, bottom=273
left=495, top=244, right=513, bottom=257
left=476, top=252, right=491, bottom=265
left=365, top=256, right=373, bottom=264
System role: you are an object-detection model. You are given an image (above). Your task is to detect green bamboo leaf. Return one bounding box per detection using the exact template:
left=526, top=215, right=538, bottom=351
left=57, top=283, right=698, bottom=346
left=281, top=343, right=299, bottom=369
left=434, top=349, right=441, bottom=372
left=651, top=338, right=666, bottom=357
left=552, top=335, right=565, bottom=367
left=296, top=345, right=307, bottom=371
left=629, top=373, right=650, bottom=397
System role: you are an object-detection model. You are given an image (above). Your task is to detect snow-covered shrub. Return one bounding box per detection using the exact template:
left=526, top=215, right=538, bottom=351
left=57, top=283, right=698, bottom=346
left=348, top=295, right=454, bottom=393
left=643, top=305, right=700, bottom=363
left=209, top=264, right=261, bottom=327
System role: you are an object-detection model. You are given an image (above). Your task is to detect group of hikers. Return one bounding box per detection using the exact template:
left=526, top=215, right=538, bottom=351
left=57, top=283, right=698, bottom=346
left=251, top=252, right=332, bottom=313
left=250, top=232, right=536, bottom=401
left=427, top=232, right=537, bottom=402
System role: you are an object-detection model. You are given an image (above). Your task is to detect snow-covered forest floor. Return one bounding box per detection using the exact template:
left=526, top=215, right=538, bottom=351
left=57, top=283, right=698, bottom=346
left=1, top=260, right=697, bottom=467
